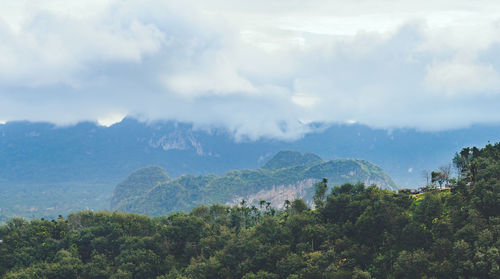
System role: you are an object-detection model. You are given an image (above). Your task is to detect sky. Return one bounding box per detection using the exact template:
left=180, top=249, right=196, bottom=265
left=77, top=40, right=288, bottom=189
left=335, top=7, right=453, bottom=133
left=1, top=0, right=500, bottom=139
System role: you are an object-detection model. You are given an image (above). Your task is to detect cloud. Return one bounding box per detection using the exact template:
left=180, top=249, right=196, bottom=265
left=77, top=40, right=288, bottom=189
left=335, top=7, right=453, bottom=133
left=162, top=53, right=258, bottom=97
left=1, top=0, right=500, bottom=139
left=97, top=112, right=126, bottom=127
left=425, top=59, right=500, bottom=96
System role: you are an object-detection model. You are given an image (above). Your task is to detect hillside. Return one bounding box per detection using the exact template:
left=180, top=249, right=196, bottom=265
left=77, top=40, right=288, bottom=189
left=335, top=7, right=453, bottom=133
left=111, top=166, right=170, bottom=210
left=111, top=151, right=397, bottom=215
left=262, top=151, right=324, bottom=170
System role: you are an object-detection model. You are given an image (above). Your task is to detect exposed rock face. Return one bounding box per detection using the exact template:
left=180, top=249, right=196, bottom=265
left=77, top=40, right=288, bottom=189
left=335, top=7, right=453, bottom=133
left=148, top=130, right=204, bottom=155
left=227, top=179, right=317, bottom=209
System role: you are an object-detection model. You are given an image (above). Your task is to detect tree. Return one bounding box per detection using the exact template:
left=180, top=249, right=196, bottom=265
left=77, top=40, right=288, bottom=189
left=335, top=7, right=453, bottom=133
left=453, top=147, right=478, bottom=182
left=313, top=178, right=328, bottom=209
left=431, top=171, right=445, bottom=189
left=284, top=200, right=291, bottom=210
left=393, top=250, right=430, bottom=279
left=438, top=164, right=452, bottom=187
left=259, top=200, right=267, bottom=209
left=290, top=199, right=308, bottom=214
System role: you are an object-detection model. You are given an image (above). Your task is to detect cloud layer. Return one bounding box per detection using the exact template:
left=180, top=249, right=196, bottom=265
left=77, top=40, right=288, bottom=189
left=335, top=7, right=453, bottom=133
left=2, top=0, right=500, bottom=139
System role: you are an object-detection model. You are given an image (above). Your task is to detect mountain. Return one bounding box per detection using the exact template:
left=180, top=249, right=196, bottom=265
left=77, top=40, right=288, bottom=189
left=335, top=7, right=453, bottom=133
left=262, top=151, right=324, bottom=170
left=1, top=117, right=499, bottom=186
left=110, top=166, right=170, bottom=210
left=111, top=151, right=397, bottom=215
left=1, top=117, right=500, bottom=220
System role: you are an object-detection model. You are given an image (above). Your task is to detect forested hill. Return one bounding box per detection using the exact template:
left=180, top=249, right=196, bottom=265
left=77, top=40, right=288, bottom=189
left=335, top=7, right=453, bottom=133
left=0, top=143, right=499, bottom=278
left=111, top=151, right=397, bottom=215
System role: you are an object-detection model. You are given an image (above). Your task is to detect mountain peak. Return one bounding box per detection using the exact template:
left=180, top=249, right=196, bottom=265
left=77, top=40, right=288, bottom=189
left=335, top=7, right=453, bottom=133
left=263, top=151, right=324, bottom=170
left=111, top=166, right=170, bottom=209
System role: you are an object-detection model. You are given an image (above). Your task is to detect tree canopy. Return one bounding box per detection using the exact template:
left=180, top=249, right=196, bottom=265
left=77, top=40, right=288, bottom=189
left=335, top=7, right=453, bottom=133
left=1, top=143, right=499, bottom=278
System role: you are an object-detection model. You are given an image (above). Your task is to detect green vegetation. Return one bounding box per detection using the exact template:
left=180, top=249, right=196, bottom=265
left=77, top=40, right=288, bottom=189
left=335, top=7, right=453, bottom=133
left=0, top=182, right=114, bottom=224
left=1, top=144, right=499, bottom=278
left=111, top=166, right=170, bottom=210
left=112, top=151, right=397, bottom=215
left=262, top=151, right=324, bottom=170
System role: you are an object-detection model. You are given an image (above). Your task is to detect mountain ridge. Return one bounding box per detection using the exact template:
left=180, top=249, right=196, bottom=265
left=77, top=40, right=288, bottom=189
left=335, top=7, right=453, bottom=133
left=2, top=117, right=500, bottom=220
left=262, top=151, right=324, bottom=170
left=2, top=117, right=499, bottom=187
left=111, top=166, right=170, bottom=210
left=111, top=151, right=397, bottom=215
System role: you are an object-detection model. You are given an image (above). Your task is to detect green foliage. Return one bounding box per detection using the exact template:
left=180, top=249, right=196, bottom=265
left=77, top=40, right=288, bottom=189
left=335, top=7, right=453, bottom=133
left=313, top=178, right=328, bottom=208
left=0, top=182, right=114, bottom=224
left=1, top=144, right=499, bottom=278
left=262, top=151, right=323, bottom=170
left=111, top=166, right=170, bottom=210
left=112, top=152, right=398, bottom=216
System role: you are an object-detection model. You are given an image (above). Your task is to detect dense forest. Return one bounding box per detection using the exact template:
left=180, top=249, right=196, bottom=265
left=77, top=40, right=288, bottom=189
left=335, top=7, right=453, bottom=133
left=0, top=144, right=499, bottom=278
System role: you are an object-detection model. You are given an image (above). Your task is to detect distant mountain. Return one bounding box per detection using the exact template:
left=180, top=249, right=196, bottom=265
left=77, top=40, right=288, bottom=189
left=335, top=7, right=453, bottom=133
left=111, top=166, right=170, bottom=210
left=1, top=117, right=500, bottom=220
left=1, top=117, right=499, bottom=187
left=111, top=151, right=397, bottom=215
left=262, top=151, right=323, bottom=170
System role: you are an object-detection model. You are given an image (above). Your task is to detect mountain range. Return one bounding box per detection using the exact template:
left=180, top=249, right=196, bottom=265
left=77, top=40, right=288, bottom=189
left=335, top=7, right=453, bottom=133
left=2, top=118, right=499, bottom=185
left=111, top=151, right=397, bottom=215
left=1, top=117, right=499, bottom=220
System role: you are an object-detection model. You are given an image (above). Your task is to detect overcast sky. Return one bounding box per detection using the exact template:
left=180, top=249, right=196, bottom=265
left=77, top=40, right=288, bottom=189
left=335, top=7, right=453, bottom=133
left=1, top=0, right=500, bottom=139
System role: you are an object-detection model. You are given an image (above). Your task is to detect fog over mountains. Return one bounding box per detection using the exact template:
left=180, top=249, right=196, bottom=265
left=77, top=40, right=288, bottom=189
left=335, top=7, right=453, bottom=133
left=1, top=117, right=499, bottom=221
left=2, top=117, right=499, bottom=187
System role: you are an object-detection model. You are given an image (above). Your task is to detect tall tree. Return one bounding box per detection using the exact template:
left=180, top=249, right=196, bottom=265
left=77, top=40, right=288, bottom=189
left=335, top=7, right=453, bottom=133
left=313, top=178, right=328, bottom=208
left=438, top=164, right=452, bottom=187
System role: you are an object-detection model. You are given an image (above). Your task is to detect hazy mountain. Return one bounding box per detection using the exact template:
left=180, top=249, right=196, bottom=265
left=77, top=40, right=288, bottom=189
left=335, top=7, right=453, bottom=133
left=111, top=166, right=170, bottom=210
left=1, top=117, right=499, bottom=220
left=1, top=118, right=499, bottom=185
left=111, top=151, right=396, bottom=215
left=262, top=151, right=324, bottom=170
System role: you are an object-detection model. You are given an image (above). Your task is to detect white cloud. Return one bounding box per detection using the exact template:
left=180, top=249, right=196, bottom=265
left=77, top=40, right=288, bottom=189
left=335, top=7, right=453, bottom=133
left=162, top=54, right=257, bottom=96
left=1, top=0, right=500, bottom=139
left=425, top=59, right=500, bottom=96
left=97, top=112, right=126, bottom=127
left=0, top=0, right=166, bottom=86
left=291, top=94, right=319, bottom=108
